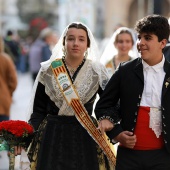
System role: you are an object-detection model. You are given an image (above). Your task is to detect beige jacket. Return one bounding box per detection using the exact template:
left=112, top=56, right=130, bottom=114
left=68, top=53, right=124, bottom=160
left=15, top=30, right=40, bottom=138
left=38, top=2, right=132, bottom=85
left=0, top=37, right=17, bottom=116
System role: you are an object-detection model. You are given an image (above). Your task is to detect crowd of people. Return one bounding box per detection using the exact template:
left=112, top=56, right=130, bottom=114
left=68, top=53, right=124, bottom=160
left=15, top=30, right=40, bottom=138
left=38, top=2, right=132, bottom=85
left=0, top=14, right=170, bottom=170
left=1, top=28, right=58, bottom=81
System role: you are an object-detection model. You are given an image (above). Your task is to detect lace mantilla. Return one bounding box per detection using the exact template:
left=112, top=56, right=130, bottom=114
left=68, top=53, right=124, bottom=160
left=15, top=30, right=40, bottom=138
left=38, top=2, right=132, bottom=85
left=39, top=59, right=109, bottom=116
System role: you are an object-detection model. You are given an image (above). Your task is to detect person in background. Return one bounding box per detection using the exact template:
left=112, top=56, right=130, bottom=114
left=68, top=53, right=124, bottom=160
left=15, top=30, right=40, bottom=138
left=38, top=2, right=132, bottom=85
left=100, top=27, right=137, bottom=77
left=95, top=14, right=170, bottom=170
left=40, top=28, right=58, bottom=61
left=50, top=32, right=58, bottom=48
left=19, top=39, right=30, bottom=73
left=29, top=28, right=57, bottom=81
left=4, top=30, right=21, bottom=70
left=0, top=36, right=17, bottom=121
left=28, top=34, right=46, bottom=81
left=4, top=42, right=15, bottom=62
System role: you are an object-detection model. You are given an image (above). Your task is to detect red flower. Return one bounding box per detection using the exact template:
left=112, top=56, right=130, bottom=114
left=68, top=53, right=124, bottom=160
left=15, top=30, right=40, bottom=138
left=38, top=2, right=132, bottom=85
left=0, top=120, right=34, bottom=146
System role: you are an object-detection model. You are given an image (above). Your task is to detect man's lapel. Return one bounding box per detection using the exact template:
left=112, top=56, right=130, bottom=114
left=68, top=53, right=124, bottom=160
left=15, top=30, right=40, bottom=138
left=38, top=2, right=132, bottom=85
left=162, top=59, right=170, bottom=99
left=134, top=58, right=144, bottom=84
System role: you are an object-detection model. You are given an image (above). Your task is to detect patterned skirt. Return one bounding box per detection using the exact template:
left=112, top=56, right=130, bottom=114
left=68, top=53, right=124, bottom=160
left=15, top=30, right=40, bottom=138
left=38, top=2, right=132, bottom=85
left=28, top=115, right=114, bottom=170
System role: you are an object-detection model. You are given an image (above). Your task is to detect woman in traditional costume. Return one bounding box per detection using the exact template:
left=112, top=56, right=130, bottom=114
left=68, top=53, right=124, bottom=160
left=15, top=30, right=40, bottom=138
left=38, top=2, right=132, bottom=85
left=100, top=27, right=137, bottom=77
left=24, top=22, right=115, bottom=170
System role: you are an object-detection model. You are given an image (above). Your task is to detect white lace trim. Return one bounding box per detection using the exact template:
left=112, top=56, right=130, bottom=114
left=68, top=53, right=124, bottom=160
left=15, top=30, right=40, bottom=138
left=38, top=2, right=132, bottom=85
left=39, top=60, right=109, bottom=116
left=149, top=107, right=162, bottom=138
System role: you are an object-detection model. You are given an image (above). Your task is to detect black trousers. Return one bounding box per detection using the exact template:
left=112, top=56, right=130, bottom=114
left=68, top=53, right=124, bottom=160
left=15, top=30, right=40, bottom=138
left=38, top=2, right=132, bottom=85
left=116, top=146, right=170, bottom=170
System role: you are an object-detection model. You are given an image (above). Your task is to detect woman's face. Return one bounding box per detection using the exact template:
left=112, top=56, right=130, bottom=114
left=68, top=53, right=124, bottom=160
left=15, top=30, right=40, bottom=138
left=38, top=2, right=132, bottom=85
left=115, top=33, right=133, bottom=56
left=64, top=28, right=88, bottom=59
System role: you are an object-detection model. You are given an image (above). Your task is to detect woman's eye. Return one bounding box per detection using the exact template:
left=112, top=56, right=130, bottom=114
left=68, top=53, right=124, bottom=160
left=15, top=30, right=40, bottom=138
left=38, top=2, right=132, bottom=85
left=68, top=38, right=74, bottom=41
left=117, top=40, right=123, bottom=43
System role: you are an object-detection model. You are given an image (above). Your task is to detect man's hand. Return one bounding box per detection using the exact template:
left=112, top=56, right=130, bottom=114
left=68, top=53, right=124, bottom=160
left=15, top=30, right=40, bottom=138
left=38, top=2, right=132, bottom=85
left=97, top=119, right=114, bottom=135
left=114, top=131, right=137, bottom=148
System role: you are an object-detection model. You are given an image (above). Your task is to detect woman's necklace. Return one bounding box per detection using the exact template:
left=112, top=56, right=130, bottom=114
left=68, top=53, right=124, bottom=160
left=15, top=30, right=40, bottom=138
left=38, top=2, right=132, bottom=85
left=64, top=61, right=77, bottom=75
left=65, top=61, right=79, bottom=75
left=69, top=67, right=76, bottom=75
left=62, top=56, right=85, bottom=78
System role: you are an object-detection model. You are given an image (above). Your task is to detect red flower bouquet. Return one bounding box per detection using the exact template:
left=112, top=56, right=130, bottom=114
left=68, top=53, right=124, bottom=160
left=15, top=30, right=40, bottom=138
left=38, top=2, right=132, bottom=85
left=0, top=120, right=34, bottom=170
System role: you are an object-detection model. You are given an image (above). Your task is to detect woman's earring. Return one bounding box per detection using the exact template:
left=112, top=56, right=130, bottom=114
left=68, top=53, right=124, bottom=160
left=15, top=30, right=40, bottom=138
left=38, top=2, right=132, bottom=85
left=84, top=50, right=88, bottom=58
left=62, top=47, right=67, bottom=56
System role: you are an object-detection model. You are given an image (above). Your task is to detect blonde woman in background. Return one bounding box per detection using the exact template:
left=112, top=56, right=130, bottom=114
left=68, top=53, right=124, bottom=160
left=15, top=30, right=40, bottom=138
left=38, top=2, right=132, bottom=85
left=100, top=27, right=137, bottom=77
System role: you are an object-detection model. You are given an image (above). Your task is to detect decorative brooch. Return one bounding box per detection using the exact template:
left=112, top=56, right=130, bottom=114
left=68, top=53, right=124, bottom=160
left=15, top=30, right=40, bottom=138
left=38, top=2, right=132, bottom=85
left=165, top=77, right=170, bottom=88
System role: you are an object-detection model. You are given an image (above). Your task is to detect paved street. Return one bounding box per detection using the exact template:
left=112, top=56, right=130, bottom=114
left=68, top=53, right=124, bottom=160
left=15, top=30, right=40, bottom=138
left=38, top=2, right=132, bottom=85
left=10, top=72, right=33, bottom=121
left=0, top=72, right=33, bottom=170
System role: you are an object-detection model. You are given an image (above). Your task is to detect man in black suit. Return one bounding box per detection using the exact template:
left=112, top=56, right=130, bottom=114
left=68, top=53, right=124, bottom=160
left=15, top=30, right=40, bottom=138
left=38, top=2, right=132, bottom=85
left=95, top=15, right=170, bottom=170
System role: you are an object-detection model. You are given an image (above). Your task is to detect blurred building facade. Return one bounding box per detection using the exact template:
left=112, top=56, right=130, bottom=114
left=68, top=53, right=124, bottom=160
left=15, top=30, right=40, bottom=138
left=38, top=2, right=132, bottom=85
left=0, top=0, right=28, bottom=36
left=0, top=0, right=170, bottom=39
left=104, top=0, right=170, bottom=37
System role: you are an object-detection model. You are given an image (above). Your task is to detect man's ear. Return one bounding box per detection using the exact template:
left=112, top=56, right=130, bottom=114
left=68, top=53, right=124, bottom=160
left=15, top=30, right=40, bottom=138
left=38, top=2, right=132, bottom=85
left=160, top=39, right=167, bottom=49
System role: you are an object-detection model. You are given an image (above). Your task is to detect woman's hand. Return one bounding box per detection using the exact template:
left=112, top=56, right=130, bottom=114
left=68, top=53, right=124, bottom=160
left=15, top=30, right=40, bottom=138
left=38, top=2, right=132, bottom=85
left=14, top=146, right=22, bottom=156
left=97, top=119, right=114, bottom=135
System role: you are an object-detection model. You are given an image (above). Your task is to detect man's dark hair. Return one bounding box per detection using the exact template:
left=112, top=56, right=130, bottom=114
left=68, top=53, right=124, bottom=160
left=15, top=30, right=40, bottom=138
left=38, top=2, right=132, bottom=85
left=134, top=14, right=170, bottom=42
left=63, top=23, right=90, bottom=47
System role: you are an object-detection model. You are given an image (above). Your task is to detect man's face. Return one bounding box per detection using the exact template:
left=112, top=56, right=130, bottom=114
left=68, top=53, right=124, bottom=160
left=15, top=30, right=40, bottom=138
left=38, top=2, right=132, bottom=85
left=137, top=33, right=167, bottom=65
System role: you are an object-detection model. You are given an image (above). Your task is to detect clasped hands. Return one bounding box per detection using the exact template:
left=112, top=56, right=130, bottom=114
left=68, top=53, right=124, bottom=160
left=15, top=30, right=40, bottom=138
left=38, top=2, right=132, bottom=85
left=97, top=119, right=137, bottom=149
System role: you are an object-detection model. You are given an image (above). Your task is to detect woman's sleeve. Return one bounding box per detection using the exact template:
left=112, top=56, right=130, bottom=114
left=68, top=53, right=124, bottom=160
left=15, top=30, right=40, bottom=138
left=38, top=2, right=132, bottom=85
left=29, top=82, right=49, bottom=130
left=95, top=65, right=123, bottom=140
left=95, top=64, right=121, bottom=120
